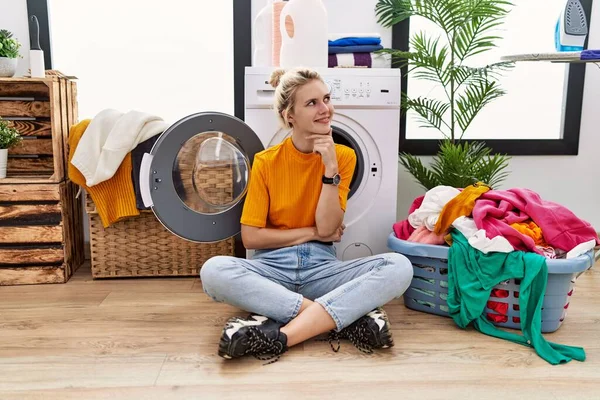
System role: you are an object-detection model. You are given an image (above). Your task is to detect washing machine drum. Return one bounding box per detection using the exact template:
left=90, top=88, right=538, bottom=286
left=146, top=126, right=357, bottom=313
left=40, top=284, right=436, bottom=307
left=139, top=112, right=264, bottom=243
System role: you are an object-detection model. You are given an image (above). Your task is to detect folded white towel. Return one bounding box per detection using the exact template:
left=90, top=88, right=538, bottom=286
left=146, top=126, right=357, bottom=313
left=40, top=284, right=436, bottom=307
left=71, top=109, right=169, bottom=187
left=328, top=32, right=381, bottom=41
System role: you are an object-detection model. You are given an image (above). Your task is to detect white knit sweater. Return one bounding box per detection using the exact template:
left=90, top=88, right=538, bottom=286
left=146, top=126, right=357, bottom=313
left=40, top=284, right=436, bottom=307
left=71, top=109, right=169, bottom=187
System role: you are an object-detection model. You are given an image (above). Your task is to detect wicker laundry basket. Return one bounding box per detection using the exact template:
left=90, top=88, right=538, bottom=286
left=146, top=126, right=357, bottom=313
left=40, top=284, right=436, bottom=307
left=387, top=233, right=595, bottom=333
left=85, top=137, right=237, bottom=278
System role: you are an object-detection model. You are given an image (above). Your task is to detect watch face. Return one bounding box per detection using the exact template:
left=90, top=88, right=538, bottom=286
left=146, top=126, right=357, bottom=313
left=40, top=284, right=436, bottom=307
left=333, top=174, right=341, bottom=185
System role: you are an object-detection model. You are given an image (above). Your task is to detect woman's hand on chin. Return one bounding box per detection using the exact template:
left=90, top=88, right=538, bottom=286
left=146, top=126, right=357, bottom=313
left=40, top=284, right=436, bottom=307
left=309, top=130, right=338, bottom=172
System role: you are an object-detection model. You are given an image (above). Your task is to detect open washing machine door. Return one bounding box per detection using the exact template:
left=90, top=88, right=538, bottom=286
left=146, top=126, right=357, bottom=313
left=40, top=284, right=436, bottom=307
left=138, top=112, right=264, bottom=243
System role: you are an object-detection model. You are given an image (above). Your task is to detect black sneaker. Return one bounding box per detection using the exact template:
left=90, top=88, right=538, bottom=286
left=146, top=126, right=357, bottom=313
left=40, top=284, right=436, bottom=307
left=218, top=314, right=288, bottom=364
left=323, top=307, right=394, bottom=354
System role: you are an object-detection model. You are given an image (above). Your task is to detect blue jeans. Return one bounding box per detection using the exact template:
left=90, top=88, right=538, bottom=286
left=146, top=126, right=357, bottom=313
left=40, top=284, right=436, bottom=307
left=200, top=242, right=413, bottom=331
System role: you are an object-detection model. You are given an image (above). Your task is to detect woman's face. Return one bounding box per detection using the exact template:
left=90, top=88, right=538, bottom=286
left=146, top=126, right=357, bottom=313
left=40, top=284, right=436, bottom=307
left=288, top=79, right=334, bottom=135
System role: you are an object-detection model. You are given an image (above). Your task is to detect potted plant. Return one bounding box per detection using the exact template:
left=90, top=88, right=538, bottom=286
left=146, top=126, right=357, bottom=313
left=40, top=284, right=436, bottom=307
left=0, top=29, right=22, bottom=77
left=375, top=0, right=514, bottom=190
left=0, top=117, right=22, bottom=178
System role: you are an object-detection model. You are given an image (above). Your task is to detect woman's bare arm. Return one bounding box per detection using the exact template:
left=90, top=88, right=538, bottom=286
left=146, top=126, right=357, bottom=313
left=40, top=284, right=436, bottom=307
left=241, top=224, right=317, bottom=250
left=314, top=176, right=344, bottom=237
left=241, top=224, right=344, bottom=250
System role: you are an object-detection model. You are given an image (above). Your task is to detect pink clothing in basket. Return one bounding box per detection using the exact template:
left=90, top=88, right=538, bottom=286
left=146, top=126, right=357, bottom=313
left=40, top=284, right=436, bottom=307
left=407, top=226, right=447, bottom=245
left=393, top=195, right=424, bottom=240
left=472, top=188, right=599, bottom=254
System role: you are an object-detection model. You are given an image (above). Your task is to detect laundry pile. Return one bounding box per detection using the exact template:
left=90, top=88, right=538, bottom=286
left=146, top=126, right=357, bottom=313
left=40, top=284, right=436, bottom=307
left=393, top=182, right=599, bottom=365
left=327, top=33, right=391, bottom=68
left=68, top=109, right=168, bottom=228
left=394, top=183, right=598, bottom=258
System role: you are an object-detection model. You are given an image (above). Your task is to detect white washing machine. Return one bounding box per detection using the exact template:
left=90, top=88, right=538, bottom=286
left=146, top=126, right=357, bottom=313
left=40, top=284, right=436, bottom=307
left=244, top=67, right=401, bottom=260
left=137, top=67, right=400, bottom=261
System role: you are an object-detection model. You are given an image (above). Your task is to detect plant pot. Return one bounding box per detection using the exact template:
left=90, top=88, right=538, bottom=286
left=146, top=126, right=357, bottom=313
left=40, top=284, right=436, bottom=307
left=0, top=57, right=17, bottom=77
left=0, top=148, right=7, bottom=178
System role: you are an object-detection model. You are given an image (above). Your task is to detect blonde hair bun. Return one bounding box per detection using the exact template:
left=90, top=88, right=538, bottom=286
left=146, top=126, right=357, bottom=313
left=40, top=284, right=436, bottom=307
left=269, top=68, right=286, bottom=88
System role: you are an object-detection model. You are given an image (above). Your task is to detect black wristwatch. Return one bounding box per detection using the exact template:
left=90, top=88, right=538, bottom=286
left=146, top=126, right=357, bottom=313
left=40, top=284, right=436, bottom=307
left=322, top=173, right=341, bottom=186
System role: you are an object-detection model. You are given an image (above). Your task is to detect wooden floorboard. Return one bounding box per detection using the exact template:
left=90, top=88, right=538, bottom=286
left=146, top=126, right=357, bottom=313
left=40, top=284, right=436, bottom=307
left=1, top=262, right=598, bottom=399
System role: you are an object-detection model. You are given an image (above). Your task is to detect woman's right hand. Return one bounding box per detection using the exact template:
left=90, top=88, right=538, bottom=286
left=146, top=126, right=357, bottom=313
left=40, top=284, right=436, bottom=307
left=316, top=223, right=345, bottom=242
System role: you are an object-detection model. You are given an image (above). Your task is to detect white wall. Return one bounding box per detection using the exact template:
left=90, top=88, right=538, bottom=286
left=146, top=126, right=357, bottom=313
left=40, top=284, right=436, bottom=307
left=48, top=0, right=234, bottom=124
left=0, top=0, right=31, bottom=77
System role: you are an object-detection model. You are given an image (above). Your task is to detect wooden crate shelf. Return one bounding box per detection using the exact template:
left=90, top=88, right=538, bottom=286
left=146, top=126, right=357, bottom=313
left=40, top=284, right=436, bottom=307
left=0, top=71, right=77, bottom=183
left=0, top=71, right=84, bottom=285
left=0, top=180, right=84, bottom=285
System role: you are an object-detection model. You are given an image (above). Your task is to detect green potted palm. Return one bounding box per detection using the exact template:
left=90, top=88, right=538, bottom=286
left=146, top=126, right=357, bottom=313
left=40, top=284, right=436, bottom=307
left=375, top=0, right=514, bottom=190
left=0, top=29, right=21, bottom=77
left=0, top=117, right=22, bottom=178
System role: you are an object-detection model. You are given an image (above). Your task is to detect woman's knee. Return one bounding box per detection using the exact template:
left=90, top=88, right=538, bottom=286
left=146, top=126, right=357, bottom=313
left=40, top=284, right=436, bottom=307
left=199, top=255, right=236, bottom=296
left=383, top=252, right=414, bottom=296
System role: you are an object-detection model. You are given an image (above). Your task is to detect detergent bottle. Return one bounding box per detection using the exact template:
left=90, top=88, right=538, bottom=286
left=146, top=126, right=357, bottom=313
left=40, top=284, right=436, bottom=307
left=253, top=0, right=274, bottom=66
left=272, top=0, right=288, bottom=66
left=278, top=0, right=328, bottom=68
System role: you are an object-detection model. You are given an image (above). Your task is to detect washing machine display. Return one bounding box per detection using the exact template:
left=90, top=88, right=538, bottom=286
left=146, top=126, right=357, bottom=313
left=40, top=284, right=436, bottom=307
left=139, top=112, right=264, bottom=243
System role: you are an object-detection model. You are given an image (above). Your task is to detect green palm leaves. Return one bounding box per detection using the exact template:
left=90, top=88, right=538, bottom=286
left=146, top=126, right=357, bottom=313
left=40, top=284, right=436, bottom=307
left=376, top=0, right=514, bottom=189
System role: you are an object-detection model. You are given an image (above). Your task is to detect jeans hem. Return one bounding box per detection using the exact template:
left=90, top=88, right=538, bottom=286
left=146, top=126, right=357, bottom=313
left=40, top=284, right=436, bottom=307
left=288, top=293, right=304, bottom=323
left=315, top=298, right=344, bottom=331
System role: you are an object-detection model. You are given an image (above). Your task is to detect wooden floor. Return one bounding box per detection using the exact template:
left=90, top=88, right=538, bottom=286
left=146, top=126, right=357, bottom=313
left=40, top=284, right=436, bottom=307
left=1, top=262, right=599, bottom=400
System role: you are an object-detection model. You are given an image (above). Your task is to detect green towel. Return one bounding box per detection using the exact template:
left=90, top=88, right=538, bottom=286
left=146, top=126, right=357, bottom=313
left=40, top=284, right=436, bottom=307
left=447, top=230, right=585, bottom=365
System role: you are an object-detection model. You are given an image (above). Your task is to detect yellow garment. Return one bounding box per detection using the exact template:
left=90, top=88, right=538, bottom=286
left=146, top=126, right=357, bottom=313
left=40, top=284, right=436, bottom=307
left=444, top=233, right=453, bottom=246
left=241, top=137, right=356, bottom=229
left=434, top=182, right=491, bottom=235
left=510, top=220, right=548, bottom=246
left=68, top=119, right=140, bottom=227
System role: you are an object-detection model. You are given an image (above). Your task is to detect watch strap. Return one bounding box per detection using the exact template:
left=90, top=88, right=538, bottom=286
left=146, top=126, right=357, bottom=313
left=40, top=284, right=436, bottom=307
left=322, top=173, right=341, bottom=185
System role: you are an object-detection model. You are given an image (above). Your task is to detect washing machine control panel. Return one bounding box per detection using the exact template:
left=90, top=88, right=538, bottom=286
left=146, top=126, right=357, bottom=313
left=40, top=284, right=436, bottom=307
left=244, top=68, right=401, bottom=108
left=324, top=77, right=400, bottom=106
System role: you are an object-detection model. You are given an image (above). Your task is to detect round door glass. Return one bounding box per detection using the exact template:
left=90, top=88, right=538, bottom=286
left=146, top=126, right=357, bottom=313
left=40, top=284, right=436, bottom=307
left=172, top=132, right=249, bottom=215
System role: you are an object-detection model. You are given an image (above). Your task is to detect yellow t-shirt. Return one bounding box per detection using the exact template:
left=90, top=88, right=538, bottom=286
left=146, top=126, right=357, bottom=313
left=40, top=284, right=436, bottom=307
left=240, top=136, right=357, bottom=229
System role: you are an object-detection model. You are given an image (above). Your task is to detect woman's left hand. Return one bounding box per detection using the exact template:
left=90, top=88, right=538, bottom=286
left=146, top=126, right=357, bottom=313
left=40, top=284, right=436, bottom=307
left=309, top=130, right=338, bottom=173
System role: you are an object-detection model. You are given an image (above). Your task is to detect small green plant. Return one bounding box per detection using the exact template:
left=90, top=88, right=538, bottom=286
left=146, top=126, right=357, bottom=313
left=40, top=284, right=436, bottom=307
left=0, top=29, right=21, bottom=59
left=0, top=117, right=22, bottom=149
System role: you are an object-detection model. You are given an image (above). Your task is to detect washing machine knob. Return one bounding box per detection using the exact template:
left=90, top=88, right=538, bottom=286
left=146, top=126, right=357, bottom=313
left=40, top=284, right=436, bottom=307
left=325, top=80, right=333, bottom=94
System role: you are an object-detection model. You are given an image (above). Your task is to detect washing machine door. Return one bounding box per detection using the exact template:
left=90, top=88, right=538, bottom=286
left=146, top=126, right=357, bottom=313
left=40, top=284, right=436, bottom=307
left=138, top=112, right=264, bottom=243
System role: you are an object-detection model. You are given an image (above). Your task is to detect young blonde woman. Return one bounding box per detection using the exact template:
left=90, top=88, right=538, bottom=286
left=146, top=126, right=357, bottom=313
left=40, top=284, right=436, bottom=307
left=200, top=67, right=413, bottom=363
